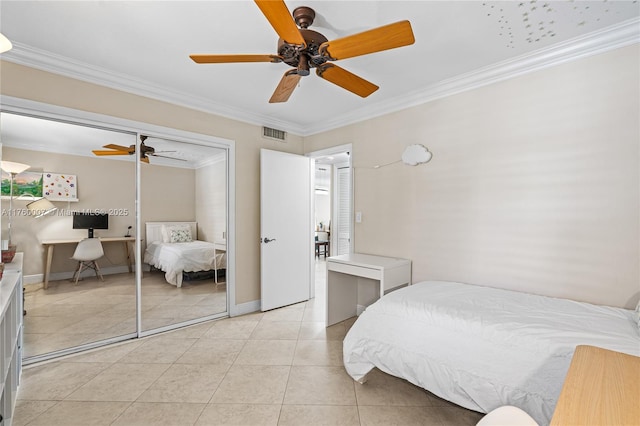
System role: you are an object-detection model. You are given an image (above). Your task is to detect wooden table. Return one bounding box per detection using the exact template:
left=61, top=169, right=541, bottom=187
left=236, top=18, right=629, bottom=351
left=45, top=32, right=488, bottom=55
left=550, top=345, right=640, bottom=425
left=41, top=237, right=136, bottom=289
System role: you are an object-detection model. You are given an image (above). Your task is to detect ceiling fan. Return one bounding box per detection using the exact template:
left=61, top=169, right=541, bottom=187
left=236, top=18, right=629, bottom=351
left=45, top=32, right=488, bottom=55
left=189, top=1, right=415, bottom=103
left=92, top=136, right=186, bottom=163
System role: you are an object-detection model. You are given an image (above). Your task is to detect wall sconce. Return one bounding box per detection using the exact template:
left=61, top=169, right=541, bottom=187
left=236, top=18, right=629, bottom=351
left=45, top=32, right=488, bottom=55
left=401, top=144, right=432, bottom=166
left=372, top=144, right=433, bottom=169
left=26, top=197, right=58, bottom=218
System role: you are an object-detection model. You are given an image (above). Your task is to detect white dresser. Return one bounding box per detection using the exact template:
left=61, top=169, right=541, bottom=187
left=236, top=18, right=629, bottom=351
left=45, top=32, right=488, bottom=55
left=0, top=253, right=24, bottom=426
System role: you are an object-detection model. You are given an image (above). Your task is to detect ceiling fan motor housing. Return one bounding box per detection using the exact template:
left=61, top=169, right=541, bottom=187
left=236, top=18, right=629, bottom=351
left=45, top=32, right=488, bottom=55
left=278, top=29, right=328, bottom=74
left=277, top=7, right=328, bottom=75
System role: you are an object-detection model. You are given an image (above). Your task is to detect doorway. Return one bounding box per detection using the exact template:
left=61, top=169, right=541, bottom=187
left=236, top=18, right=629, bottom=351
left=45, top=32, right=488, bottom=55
left=308, top=144, right=353, bottom=300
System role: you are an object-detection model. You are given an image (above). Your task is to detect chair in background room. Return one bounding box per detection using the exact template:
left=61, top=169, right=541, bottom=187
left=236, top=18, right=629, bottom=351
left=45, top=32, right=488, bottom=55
left=71, top=238, right=105, bottom=284
left=315, top=233, right=330, bottom=258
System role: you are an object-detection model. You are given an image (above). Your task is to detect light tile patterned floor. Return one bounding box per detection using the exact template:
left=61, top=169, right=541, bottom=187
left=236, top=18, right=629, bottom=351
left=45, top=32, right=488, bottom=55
left=23, top=271, right=227, bottom=358
left=13, top=261, right=484, bottom=425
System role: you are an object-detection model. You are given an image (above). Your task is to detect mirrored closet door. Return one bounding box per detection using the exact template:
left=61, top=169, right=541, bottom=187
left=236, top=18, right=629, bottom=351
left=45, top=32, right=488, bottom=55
left=1, top=107, right=231, bottom=362
left=139, top=136, right=228, bottom=333
left=1, top=112, right=138, bottom=361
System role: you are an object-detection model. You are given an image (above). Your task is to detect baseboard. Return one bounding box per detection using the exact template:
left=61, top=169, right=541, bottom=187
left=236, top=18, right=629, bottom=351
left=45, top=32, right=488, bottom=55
left=230, top=299, right=260, bottom=317
left=24, top=265, right=134, bottom=285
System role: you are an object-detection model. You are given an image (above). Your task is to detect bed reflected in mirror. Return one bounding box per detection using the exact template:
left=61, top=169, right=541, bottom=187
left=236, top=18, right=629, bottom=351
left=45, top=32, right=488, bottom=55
left=139, top=136, right=228, bottom=332
left=0, top=111, right=229, bottom=361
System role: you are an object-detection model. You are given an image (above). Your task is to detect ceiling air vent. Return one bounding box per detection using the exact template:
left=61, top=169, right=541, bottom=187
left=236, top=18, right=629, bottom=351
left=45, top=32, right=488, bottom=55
left=263, top=126, right=286, bottom=142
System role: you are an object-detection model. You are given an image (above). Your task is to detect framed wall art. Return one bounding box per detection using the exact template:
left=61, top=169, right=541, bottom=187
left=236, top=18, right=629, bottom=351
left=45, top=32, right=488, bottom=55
left=1, top=170, right=43, bottom=197
left=43, top=173, right=78, bottom=201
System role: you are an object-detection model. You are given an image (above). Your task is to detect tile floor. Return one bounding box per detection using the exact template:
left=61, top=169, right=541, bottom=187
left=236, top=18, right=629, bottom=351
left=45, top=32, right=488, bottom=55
left=13, top=260, right=484, bottom=425
left=24, top=271, right=227, bottom=358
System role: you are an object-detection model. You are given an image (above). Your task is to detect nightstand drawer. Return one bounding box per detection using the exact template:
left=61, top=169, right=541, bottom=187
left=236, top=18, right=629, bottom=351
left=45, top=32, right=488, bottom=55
left=327, top=261, right=381, bottom=280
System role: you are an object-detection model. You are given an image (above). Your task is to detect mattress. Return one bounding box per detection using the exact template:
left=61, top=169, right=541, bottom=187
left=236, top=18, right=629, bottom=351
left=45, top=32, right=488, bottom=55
left=343, top=281, right=640, bottom=425
left=144, top=240, right=226, bottom=287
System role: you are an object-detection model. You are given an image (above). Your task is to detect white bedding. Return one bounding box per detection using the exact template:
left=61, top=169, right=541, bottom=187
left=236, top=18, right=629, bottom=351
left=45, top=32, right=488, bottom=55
left=343, top=281, right=640, bottom=425
left=144, top=240, right=226, bottom=287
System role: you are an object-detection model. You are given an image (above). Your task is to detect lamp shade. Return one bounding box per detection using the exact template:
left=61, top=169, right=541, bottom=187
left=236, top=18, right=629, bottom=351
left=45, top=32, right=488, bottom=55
left=1, top=161, right=30, bottom=174
left=26, top=198, right=57, bottom=218
left=0, top=33, right=12, bottom=54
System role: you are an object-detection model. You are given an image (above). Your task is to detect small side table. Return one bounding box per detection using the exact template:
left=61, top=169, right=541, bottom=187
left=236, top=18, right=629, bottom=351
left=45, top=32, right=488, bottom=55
left=326, top=253, right=411, bottom=326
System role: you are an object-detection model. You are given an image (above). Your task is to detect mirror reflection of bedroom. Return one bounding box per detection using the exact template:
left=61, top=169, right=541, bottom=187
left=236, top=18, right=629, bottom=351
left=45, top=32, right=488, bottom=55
left=0, top=112, right=228, bottom=362
left=140, top=137, right=227, bottom=333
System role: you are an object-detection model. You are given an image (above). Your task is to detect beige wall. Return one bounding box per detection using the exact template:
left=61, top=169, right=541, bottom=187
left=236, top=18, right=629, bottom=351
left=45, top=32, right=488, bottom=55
left=3, top=44, right=638, bottom=309
left=305, top=45, right=640, bottom=309
left=1, top=61, right=304, bottom=305
left=140, top=163, right=196, bottom=226
left=0, top=146, right=197, bottom=276
left=196, top=156, right=226, bottom=243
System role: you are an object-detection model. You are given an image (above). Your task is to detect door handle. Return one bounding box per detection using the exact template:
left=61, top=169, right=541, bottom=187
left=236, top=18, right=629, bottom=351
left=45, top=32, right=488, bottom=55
left=262, top=237, right=276, bottom=243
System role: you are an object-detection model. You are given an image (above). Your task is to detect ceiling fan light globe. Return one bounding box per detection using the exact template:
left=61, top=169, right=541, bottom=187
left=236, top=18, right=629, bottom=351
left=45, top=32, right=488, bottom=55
left=0, top=33, right=12, bottom=53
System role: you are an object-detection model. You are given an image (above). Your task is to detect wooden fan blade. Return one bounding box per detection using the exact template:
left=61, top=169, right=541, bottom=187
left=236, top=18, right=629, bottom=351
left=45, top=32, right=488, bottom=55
left=103, top=144, right=133, bottom=151
left=316, top=64, right=378, bottom=98
left=255, top=0, right=306, bottom=46
left=92, top=150, right=131, bottom=156
left=190, top=54, right=281, bottom=64
left=269, top=71, right=302, bottom=103
left=140, top=155, right=150, bottom=164
left=319, top=20, right=415, bottom=60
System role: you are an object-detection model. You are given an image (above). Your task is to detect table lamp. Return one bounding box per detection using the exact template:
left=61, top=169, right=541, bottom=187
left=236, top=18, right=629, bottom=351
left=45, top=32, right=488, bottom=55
left=26, top=197, right=57, bottom=218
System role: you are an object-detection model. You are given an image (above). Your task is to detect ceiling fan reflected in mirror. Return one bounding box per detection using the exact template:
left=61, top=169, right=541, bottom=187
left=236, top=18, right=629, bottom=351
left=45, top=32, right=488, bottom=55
left=189, top=1, right=415, bottom=103
left=91, top=135, right=186, bottom=163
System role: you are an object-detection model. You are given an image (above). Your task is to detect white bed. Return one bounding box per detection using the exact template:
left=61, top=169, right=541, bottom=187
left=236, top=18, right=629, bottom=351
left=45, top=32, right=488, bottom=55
left=343, top=280, right=640, bottom=425
left=143, top=222, right=226, bottom=287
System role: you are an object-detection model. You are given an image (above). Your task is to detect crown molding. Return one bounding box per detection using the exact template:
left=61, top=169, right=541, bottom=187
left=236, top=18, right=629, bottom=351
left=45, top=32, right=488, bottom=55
left=2, top=17, right=638, bottom=137
left=304, top=17, right=640, bottom=135
left=3, top=43, right=308, bottom=135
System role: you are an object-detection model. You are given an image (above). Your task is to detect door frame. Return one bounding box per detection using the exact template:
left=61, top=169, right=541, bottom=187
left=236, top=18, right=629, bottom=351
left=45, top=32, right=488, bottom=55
left=307, top=144, right=354, bottom=299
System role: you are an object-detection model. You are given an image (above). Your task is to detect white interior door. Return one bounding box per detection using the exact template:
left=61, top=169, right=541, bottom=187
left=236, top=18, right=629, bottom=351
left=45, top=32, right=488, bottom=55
left=260, top=149, right=313, bottom=311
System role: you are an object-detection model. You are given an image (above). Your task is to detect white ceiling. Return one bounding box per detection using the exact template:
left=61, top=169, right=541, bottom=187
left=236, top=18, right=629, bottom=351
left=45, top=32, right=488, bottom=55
left=1, top=1, right=639, bottom=137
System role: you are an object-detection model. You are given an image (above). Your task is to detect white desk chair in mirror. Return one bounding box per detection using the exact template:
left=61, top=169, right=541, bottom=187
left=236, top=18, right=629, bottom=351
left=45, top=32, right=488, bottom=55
left=476, top=406, right=538, bottom=426
left=71, top=238, right=105, bottom=285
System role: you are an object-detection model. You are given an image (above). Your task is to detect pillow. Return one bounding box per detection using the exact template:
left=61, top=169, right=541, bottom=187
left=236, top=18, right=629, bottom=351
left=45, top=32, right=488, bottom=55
left=170, top=227, right=192, bottom=243
left=160, top=224, right=192, bottom=243
left=635, top=300, right=640, bottom=329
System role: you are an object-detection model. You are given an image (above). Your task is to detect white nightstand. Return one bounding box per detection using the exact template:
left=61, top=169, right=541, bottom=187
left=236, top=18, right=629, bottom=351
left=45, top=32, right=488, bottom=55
left=326, top=253, right=411, bottom=326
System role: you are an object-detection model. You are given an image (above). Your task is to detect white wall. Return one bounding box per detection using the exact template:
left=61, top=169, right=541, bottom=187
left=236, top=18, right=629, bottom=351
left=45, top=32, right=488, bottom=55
left=305, top=45, right=640, bottom=309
